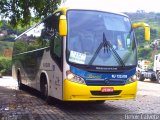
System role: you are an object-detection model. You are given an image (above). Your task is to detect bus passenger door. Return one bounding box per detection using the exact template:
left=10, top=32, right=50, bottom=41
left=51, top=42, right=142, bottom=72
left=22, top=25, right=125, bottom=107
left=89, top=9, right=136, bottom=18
left=50, top=32, right=63, bottom=100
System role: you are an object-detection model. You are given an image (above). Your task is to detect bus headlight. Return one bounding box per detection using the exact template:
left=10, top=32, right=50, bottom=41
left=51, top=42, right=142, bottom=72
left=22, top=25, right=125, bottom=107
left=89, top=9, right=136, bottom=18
left=66, top=70, right=86, bottom=84
left=126, top=75, right=137, bottom=84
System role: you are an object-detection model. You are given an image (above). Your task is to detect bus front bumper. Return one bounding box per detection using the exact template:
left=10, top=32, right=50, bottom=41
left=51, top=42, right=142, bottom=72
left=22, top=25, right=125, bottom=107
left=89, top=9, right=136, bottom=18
left=63, top=79, right=137, bottom=101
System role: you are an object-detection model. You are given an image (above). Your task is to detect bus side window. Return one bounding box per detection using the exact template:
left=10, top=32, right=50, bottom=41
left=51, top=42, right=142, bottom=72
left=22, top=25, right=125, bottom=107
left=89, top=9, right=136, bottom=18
left=54, top=33, right=62, bottom=58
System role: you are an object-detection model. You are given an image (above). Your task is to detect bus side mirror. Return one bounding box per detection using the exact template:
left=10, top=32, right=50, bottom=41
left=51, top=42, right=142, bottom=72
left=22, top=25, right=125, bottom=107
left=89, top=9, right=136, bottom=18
left=132, top=22, right=150, bottom=41
left=144, top=26, right=150, bottom=41
left=59, top=15, right=67, bottom=36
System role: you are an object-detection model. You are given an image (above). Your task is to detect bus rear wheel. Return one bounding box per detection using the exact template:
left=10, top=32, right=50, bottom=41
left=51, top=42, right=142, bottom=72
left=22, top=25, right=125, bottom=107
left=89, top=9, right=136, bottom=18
left=17, top=71, right=23, bottom=90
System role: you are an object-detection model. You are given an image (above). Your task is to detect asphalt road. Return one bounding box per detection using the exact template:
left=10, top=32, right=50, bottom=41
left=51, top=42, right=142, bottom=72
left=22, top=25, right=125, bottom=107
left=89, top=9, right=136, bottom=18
left=0, top=77, right=160, bottom=120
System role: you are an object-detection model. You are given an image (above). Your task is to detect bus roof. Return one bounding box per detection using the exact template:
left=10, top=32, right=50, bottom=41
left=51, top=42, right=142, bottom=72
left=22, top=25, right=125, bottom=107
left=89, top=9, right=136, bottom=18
left=57, top=6, right=128, bottom=17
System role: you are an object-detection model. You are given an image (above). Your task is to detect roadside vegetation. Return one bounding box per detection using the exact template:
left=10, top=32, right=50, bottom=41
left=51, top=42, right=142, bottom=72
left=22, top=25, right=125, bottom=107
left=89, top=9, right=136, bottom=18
left=126, top=11, right=160, bottom=68
left=0, top=56, right=12, bottom=76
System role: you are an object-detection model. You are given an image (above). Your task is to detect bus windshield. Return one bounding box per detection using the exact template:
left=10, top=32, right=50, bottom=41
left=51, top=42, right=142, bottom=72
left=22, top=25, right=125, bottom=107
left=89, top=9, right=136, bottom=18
left=67, top=10, right=137, bottom=67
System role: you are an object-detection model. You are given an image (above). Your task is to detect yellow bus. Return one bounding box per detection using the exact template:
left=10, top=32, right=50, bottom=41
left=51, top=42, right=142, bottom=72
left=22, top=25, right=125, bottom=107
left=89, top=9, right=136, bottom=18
left=12, top=7, right=150, bottom=103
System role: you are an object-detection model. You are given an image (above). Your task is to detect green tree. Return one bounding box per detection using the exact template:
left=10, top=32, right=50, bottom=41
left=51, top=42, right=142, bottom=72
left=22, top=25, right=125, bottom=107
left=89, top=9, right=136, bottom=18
left=0, top=56, right=12, bottom=75
left=150, top=28, right=158, bottom=41
left=0, top=0, right=61, bottom=27
left=138, top=47, right=152, bottom=60
left=135, top=28, right=144, bottom=46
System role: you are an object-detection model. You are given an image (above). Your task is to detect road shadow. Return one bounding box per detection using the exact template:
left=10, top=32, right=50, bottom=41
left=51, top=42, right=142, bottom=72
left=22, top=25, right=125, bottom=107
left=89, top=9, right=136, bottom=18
left=20, top=84, right=129, bottom=114
left=0, top=85, right=132, bottom=120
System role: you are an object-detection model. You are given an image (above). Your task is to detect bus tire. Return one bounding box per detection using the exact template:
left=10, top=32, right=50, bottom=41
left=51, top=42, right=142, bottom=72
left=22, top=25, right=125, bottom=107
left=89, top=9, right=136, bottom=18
left=157, top=72, right=160, bottom=84
left=17, top=71, right=23, bottom=90
left=40, top=74, right=52, bottom=104
left=40, top=76, right=48, bottom=99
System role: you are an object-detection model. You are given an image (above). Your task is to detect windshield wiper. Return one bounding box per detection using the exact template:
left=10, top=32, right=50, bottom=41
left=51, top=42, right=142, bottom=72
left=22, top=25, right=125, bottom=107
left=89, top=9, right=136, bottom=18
left=88, top=33, right=125, bottom=67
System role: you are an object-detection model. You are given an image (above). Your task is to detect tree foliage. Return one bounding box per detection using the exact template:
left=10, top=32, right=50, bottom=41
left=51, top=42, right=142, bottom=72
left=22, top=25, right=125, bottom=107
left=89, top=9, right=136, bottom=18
left=138, top=47, right=152, bottom=60
left=0, top=0, right=61, bottom=27
left=0, top=56, right=12, bottom=75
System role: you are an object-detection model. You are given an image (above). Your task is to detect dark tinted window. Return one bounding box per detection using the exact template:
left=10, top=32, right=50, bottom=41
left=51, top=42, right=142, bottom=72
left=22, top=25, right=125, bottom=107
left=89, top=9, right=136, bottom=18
left=50, top=12, right=63, bottom=68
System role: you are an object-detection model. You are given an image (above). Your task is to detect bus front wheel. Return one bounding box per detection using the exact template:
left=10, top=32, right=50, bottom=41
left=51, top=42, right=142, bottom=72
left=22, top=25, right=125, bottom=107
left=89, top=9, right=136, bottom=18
left=40, top=74, right=52, bottom=104
left=40, top=78, right=48, bottom=99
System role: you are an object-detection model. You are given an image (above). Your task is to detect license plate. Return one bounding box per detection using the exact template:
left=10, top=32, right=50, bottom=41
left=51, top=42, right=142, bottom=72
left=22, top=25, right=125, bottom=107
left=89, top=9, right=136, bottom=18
left=101, top=87, right=114, bottom=92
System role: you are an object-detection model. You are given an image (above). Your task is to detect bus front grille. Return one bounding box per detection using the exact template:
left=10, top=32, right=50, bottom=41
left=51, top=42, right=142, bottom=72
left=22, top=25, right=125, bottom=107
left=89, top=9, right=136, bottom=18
left=85, top=79, right=125, bottom=86
left=90, top=90, right=122, bottom=96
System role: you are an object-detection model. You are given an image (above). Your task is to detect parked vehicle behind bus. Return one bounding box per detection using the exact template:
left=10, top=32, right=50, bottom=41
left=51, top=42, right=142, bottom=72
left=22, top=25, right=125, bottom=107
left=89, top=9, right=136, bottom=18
left=137, top=54, right=160, bottom=83
left=12, top=7, right=150, bottom=103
